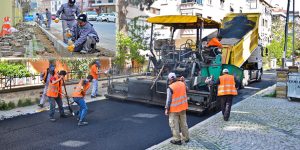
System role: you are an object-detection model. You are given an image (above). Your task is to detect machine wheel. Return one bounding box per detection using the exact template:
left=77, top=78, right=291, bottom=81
left=256, top=68, right=263, bottom=82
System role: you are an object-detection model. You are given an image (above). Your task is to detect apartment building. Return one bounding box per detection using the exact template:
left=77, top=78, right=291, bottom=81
left=92, top=0, right=116, bottom=13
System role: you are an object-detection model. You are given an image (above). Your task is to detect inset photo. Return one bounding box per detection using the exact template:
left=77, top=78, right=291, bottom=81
left=0, top=0, right=116, bottom=58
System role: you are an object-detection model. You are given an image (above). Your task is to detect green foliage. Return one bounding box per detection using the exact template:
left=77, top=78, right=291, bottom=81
left=7, top=102, right=16, bottom=109
left=115, top=16, right=148, bottom=70
left=0, top=101, right=16, bottom=110
left=61, top=58, right=95, bottom=79
left=17, top=98, right=34, bottom=107
left=0, top=101, right=8, bottom=110
left=0, top=62, right=31, bottom=78
left=266, top=18, right=298, bottom=65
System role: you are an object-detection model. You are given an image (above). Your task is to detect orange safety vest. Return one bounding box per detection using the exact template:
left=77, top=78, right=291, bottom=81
left=72, top=80, right=91, bottom=97
left=0, top=17, right=11, bottom=37
left=217, top=74, right=238, bottom=96
left=169, top=81, right=188, bottom=113
left=90, top=64, right=99, bottom=80
left=46, top=75, right=63, bottom=98
left=207, top=37, right=222, bottom=48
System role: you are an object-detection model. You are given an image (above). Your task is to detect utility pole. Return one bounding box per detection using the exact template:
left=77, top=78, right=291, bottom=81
left=282, top=0, right=291, bottom=68
left=292, top=0, right=295, bottom=65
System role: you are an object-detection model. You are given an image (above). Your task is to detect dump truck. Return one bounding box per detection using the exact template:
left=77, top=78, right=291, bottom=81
left=106, top=13, right=262, bottom=113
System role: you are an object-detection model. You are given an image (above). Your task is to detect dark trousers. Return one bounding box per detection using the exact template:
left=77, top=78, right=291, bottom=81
left=219, top=95, right=233, bottom=120
left=48, top=96, right=65, bottom=118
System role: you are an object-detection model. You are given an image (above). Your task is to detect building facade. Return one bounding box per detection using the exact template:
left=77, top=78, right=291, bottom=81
left=92, top=0, right=116, bottom=13
left=0, top=0, right=23, bottom=27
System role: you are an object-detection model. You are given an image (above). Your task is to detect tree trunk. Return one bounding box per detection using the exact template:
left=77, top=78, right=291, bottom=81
left=116, top=0, right=128, bottom=34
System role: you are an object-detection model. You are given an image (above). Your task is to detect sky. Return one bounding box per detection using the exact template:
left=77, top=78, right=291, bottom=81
left=267, top=0, right=300, bottom=11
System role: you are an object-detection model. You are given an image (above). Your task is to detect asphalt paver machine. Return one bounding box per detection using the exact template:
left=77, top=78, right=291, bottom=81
left=106, top=14, right=260, bottom=113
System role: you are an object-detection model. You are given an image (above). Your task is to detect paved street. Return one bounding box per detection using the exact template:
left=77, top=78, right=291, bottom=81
left=0, top=71, right=276, bottom=150
left=149, top=92, right=300, bottom=150
left=49, top=20, right=116, bottom=51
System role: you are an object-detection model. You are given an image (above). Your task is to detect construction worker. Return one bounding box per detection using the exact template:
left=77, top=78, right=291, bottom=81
left=45, top=8, right=51, bottom=29
left=36, top=13, right=44, bottom=26
left=215, top=69, right=238, bottom=121
left=67, top=14, right=99, bottom=54
left=165, top=72, right=189, bottom=145
left=47, top=70, right=68, bottom=121
left=38, top=61, right=56, bottom=108
left=207, top=35, right=223, bottom=48
left=72, top=75, right=93, bottom=126
left=55, top=0, right=80, bottom=44
left=90, top=60, right=101, bottom=98
left=207, top=35, right=223, bottom=57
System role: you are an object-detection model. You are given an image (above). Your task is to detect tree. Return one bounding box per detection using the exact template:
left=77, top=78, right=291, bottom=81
left=266, top=17, right=300, bottom=65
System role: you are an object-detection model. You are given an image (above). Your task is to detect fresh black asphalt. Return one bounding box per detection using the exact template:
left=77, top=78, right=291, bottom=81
left=0, top=71, right=276, bottom=150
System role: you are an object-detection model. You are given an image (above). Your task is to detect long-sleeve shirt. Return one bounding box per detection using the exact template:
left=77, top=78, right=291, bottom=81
left=165, top=80, right=189, bottom=110
left=71, top=22, right=99, bottom=47
left=56, top=3, right=80, bottom=21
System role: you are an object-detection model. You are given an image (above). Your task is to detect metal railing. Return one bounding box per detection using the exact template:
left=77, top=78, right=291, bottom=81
left=0, top=66, right=144, bottom=90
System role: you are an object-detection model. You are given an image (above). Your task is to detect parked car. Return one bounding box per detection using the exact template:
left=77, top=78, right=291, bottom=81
left=96, top=13, right=108, bottom=22
left=107, top=13, right=116, bottom=22
left=84, top=11, right=98, bottom=21
left=24, top=15, right=34, bottom=22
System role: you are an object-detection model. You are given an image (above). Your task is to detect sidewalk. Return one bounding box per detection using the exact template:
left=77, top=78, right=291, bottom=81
left=148, top=86, right=300, bottom=150
left=0, top=90, right=107, bottom=121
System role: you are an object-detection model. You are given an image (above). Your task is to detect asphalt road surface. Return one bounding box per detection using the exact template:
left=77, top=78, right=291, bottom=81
left=51, top=21, right=116, bottom=51
left=0, top=70, right=276, bottom=150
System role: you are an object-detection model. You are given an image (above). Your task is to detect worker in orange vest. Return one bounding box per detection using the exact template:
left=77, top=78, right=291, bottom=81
left=215, top=69, right=238, bottom=121
left=38, top=61, right=56, bottom=108
left=46, top=70, right=68, bottom=122
left=207, top=35, right=223, bottom=56
left=0, top=17, right=12, bottom=37
left=165, top=72, right=189, bottom=145
left=72, top=75, right=93, bottom=126
left=90, top=60, right=101, bottom=98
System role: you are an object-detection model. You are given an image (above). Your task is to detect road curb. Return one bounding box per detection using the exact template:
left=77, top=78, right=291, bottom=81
left=146, top=84, right=276, bottom=150
left=37, top=25, right=70, bottom=57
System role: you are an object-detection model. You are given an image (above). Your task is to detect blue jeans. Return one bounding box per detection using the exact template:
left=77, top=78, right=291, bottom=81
left=73, top=97, right=88, bottom=122
left=48, top=97, right=65, bottom=118
left=91, top=79, right=99, bottom=96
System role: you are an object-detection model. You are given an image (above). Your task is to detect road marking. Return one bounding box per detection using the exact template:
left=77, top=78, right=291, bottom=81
left=60, top=140, right=89, bottom=147
left=244, top=86, right=261, bottom=90
left=132, top=113, right=158, bottom=118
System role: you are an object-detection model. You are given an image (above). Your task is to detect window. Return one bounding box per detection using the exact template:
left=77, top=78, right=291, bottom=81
left=248, top=0, right=257, bottom=9
left=108, top=0, right=113, bottom=3
left=196, top=0, right=203, bottom=5
left=207, top=0, right=212, bottom=5
left=220, top=0, right=225, bottom=7
left=196, top=13, right=202, bottom=17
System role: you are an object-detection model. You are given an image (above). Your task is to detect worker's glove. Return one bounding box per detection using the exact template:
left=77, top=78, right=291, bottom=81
left=66, top=32, right=72, bottom=38
left=54, top=18, right=59, bottom=23
left=67, top=44, right=75, bottom=52
left=205, top=77, right=213, bottom=85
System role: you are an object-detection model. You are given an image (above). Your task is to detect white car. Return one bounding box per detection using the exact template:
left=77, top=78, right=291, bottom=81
left=96, top=13, right=108, bottom=22
left=84, top=11, right=98, bottom=21
left=107, top=13, right=116, bottom=22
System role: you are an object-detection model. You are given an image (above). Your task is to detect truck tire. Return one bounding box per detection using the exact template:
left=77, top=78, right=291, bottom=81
left=256, top=68, right=263, bottom=82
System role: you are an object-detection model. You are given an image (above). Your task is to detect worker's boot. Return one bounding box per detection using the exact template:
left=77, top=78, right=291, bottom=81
left=170, top=140, right=182, bottom=145
left=78, top=121, right=88, bottom=126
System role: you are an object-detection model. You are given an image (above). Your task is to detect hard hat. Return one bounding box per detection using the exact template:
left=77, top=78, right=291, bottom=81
left=223, top=68, right=229, bottom=73
left=168, top=72, right=176, bottom=80
left=69, top=0, right=76, bottom=4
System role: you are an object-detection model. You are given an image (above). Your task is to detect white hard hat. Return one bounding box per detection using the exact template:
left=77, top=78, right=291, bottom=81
left=168, top=72, right=176, bottom=80
left=223, top=69, right=229, bottom=73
